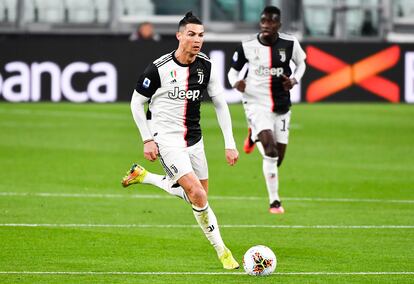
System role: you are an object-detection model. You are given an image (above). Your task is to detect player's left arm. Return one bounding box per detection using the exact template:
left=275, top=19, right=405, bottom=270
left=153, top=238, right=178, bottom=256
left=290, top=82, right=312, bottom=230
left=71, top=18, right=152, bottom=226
left=282, top=38, right=307, bottom=91
left=208, top=65, right=239, bottom=166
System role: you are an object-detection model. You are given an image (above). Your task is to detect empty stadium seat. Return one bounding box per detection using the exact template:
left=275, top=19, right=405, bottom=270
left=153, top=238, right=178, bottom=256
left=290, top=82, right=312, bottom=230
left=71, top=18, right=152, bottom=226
left=66, top=0, right=95, bottom=23
left=120, top=0, right=154, bottom=16
left=94, top=0, right=109, bottom=23
left=34, top=0, right=65, bottom=23
left=0, top=0, right=17, bottom=22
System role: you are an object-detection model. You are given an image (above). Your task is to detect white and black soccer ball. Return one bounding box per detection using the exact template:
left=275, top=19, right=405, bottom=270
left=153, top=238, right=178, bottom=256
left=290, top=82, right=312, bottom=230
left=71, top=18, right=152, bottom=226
left=242, top=245, right=277, bottom=276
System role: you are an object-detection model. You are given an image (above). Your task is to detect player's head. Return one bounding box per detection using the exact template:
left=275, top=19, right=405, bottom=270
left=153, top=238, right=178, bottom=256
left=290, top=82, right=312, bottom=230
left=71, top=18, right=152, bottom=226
left=260, top=6, right=281, bottom=39
left=176, top=11, right=204, bottom=56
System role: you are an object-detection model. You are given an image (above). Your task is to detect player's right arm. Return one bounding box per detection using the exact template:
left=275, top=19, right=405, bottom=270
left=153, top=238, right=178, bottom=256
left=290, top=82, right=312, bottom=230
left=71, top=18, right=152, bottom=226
left=131, top=63, right=161, bottom=161
left=227, top=43, right=248, bottom=92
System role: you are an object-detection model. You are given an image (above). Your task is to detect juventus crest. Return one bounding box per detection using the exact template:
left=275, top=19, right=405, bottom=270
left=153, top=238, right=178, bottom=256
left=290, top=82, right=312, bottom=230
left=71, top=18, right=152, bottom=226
left=279, top=49, right=286, bottom=62
left=197, top=69, right=204, bottom=84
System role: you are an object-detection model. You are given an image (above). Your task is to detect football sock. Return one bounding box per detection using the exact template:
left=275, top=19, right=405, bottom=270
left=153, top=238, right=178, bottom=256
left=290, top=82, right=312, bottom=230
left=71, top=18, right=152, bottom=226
left=263, top=156, right=280, bottom=203
left=192, top=203, right=226, bottom=257
left=143, top=173, right=190, bottom=204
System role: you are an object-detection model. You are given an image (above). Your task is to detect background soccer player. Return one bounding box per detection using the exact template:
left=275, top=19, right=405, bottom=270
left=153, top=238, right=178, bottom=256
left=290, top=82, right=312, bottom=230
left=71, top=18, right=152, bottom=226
left=227, top=6, right=306, bottom=214
left=122, top=12, right=240, bottom=269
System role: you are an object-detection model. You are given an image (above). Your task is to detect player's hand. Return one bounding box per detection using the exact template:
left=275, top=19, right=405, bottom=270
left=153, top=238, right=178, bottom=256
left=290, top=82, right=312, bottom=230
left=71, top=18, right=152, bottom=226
left=281, top=74, right=297, bottom=91
left=143, top=140, right=158, bottom=162
left=225, top=149, right=239, bottom=166
left=234, top=80, right=246, bottom=92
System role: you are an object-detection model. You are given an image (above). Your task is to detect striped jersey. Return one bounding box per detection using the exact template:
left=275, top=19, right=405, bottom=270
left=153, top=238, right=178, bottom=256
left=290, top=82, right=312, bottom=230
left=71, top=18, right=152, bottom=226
left=231, top=33, right=306, bottom=113
left=135, top=50, right=223, bottom=148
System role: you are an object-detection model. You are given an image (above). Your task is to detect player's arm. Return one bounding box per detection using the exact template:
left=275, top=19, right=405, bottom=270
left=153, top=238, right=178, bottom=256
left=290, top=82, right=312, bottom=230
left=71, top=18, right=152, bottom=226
left=130, top=91, right=158, bottom=161
left=131, top=63, right=161, bottom=161
left=227, top=44, right=248, bottom=92
left=209, top=65, right=239, bottom=166
left=282, top=38, right=307, bottom=91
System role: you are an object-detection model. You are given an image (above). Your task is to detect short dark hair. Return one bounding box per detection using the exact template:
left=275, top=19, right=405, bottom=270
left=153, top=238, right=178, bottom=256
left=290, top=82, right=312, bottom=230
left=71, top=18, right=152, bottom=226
left=262, top=6, right=281, bottom=17
left=178, top=11, right=202, bottom=30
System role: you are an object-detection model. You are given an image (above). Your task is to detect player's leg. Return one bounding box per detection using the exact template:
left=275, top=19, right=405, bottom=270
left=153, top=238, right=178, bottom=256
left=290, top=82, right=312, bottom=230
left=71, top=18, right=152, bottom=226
left=243, top=127, right=255, bottom=154
left=274, top=110, right=291, bottom=167
left=121, top=154, right=190, bottom=203
left=267, top=110, right=292, bottom=213
left=186, top=140, right=239, bottom=269
left=276, top=143, right=287, bottom=167
left=242, top=104, right=255, bottom=154
left=178, top=172, right=239, bottom=269
left=257, top=129, right=283, bottom=214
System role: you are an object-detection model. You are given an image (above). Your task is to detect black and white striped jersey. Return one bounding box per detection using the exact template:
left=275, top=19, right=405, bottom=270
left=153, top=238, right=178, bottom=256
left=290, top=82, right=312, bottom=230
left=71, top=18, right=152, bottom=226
left=231, top=33, right=306, bottom=114
left=135, top=50, right=223, bottom=148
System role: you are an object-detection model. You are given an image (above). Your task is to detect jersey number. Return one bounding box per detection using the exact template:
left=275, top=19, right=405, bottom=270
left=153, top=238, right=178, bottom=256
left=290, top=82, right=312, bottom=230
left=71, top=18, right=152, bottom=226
left=281, top=119, right=287, bottom=132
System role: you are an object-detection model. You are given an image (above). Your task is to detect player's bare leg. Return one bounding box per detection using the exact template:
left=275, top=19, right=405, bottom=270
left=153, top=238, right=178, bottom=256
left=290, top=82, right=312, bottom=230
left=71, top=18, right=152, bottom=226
left=276, top=143, right=287, bottom=167
left=258, top=130, right=284, bottom=214
left=200, top=179, right=208, bottom=194
left=178, top=172, right=239, bottom=269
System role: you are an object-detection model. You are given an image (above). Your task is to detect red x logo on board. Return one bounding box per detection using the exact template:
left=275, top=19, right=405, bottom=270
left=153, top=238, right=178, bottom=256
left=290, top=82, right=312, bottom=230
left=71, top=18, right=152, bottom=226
left=306, top=45, right=400, bottom=102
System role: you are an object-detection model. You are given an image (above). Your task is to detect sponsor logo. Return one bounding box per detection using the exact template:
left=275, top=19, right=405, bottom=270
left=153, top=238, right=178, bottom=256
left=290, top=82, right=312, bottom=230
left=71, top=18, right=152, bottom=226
left=306, top=45, right=400, bottom=102
left=255, top=66, right=284, bottom=77
left=168, top=87, right=200, bottom=101
left=0, top=61, right=117, bottom=102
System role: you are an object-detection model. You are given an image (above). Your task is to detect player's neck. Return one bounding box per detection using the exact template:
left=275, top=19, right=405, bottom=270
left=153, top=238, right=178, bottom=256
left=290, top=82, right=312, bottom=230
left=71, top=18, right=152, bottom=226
left=174, top=49, right=196, bottom=65
left=259, top=33, right=278, bottom=46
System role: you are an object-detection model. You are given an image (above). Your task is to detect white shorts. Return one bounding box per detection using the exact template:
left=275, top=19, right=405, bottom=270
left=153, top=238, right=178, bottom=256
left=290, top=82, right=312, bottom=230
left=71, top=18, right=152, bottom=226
left=157, top=138, right=208, bottom=183
left=244, top=105, right=291, bottom=144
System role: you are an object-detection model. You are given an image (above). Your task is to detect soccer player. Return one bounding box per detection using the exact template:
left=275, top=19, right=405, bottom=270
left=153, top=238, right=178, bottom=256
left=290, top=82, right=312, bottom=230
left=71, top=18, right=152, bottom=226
left=227, top=6, right=306, bottom=214
left=121, top=12, right=240, bottom=269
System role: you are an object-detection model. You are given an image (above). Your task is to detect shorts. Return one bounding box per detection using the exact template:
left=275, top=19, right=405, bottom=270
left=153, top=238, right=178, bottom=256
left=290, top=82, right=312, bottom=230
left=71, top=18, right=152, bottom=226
left=157, top=138, right=208, bottom=183
left=244, top=105, right=291, bottom=144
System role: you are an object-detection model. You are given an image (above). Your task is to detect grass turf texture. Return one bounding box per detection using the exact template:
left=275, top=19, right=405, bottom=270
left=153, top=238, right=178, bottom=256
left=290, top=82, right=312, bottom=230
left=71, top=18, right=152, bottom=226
left=0, top=103, right=413, bottom=283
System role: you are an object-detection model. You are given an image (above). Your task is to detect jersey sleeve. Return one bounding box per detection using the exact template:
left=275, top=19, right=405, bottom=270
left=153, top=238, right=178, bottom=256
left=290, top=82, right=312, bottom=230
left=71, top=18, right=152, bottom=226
left=292, top=38, right=307, bottom=65
left=207, top=63, right=224, bottom=98
left=135, top=63, right=161, bottom=98
left=230, top=44, right=248, bottom=71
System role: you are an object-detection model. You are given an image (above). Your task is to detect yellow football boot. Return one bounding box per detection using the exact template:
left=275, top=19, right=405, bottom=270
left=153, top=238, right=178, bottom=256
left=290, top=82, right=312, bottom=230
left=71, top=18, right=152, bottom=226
left=121, top=164, right=147, bottom=188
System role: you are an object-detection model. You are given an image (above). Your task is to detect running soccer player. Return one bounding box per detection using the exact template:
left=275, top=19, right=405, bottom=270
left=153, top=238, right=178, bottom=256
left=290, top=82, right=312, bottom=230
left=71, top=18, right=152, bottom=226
left=227, top=6, right=306, bottom=214
left=121, top=12, right=239, bottom=269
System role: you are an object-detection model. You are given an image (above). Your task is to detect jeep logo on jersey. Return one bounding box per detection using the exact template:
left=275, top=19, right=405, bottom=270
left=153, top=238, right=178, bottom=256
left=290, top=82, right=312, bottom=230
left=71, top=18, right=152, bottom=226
left=168, top=87, right=200, bottom=101
left=256, top=66, right=284, bottom=77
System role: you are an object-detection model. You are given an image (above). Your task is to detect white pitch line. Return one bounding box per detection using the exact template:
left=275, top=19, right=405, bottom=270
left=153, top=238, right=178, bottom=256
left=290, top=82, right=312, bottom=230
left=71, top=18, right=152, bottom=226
left=0, top=224, right=413, bottom=229
left=0, top=271, right=412, bottom=276
left=1, top=191, right=413, bottom=204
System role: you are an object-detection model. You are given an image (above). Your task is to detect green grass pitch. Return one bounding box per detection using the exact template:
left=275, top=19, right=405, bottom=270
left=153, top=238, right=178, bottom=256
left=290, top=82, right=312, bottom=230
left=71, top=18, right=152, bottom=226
left=0, top=102, right=413, bottom=283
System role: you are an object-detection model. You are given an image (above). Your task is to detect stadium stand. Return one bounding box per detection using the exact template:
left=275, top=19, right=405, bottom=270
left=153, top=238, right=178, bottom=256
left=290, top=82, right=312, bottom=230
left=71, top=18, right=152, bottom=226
left=0, top=0, right=413, bottom=42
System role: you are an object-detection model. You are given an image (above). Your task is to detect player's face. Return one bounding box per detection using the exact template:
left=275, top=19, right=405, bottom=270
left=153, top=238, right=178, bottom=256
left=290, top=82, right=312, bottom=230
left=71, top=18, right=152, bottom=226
left=177, top=24, right=204, bottom=56
left=259, top=12, right=281, bottom=39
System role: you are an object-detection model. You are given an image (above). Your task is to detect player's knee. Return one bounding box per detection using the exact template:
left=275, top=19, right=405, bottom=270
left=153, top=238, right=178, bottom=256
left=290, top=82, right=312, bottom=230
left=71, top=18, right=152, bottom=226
left=186, top=184, right=207, bottom=207
left=264, top=145, right=278, bottom=158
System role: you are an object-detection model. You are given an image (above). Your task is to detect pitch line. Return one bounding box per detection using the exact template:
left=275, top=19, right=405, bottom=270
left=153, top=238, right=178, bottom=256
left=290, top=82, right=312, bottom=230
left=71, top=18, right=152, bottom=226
left=1, top=224, right=413, bottom=229
left=1, top=191, right=413, bottom=204
left=0, top=271, right=413, bottom=276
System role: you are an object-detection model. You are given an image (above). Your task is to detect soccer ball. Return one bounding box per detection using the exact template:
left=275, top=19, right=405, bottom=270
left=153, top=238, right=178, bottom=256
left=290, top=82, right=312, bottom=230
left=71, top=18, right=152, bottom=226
left=242, top=245, right=277, bottom=276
